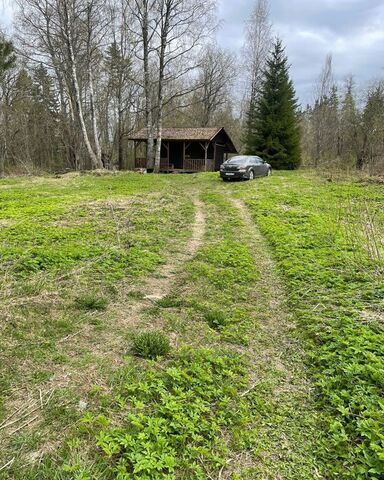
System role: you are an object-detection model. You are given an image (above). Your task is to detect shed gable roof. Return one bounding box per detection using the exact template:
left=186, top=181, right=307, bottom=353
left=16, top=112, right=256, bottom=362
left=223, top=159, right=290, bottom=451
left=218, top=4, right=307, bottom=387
left=128, top=127, right=222, bottom=141
left=128, top=127, right=237, bottom=153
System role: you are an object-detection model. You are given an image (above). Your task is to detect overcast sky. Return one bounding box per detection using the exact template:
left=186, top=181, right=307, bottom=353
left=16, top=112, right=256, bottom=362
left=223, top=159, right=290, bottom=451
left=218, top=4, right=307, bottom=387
left=2, top=0, right=384, bottom=105
left=218, top=0, right=384, bottom=105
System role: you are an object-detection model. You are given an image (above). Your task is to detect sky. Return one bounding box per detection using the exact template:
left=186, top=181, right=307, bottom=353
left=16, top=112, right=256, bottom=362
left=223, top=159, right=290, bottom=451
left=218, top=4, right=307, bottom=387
left=2, top=1, right=384, bottom=105
left=217, top=0, right=384, bottom=105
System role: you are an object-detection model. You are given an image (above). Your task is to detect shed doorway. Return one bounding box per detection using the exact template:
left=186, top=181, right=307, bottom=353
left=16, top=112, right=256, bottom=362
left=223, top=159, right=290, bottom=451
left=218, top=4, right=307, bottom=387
left=169, top=142, right=184, bottom=169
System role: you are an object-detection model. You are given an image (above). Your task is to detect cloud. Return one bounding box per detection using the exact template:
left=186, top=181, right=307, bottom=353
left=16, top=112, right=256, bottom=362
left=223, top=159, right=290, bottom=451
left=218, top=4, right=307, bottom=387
left=0, top=4, right=14, bottom=32
left=3, top=0, right=384, bottom=105
left=217, top=0, right=384, bottom=104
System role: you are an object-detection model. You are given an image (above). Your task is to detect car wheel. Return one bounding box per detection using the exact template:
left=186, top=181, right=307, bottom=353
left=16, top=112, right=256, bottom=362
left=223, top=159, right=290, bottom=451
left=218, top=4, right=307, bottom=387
left=248, top=169, right=254, bottom=180
left=267, top=168, right=272, bottom=176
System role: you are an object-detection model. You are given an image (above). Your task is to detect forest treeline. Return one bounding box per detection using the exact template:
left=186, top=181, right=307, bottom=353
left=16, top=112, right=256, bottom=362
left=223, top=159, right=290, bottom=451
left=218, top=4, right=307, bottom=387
left=0, top=0, right=383, bottom=175
left=302, top=54, right=384, bottom=175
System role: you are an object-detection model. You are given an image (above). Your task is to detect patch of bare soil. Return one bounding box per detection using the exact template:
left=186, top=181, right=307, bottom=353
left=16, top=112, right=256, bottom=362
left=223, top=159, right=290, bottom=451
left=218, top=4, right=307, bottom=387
left=360, top=309, right=384, bottom=325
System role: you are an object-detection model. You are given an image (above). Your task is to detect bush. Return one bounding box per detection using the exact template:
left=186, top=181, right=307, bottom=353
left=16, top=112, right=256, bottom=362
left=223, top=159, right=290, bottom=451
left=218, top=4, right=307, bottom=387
left=132, top=331, right=171, bottom=359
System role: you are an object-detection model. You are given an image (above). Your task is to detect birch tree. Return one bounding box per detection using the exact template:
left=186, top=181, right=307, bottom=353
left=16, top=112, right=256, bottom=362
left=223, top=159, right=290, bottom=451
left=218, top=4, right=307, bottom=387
left=242, top=0, right=272, bottom=153
left=60, top=0, right=103, bottom=169
left=195, top=44, right=235, bottom=127
left=16, top=0, right=105, bottom=169
left=129, top=0, right=158, bottom=169
left=16, top=0, right=80, bottom=168
left=243, top=0, right=272, bottom=102
left=152, top=0, right=217, bottom=173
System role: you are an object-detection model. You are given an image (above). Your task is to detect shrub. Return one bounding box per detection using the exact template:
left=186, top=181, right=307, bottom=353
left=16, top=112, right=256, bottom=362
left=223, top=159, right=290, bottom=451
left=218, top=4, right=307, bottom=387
left=132, top=331, right=171, bottom=359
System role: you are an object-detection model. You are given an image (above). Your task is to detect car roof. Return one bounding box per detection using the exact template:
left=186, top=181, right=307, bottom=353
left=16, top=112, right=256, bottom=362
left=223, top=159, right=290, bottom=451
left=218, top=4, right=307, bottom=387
left=227, top=155, right=263, bottom=161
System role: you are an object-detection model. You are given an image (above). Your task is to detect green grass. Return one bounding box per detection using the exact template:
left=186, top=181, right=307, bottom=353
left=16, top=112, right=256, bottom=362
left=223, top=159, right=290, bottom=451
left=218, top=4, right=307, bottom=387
left=237, top=172, right=384, bottom=478
left=0, top=172, right=196, bottom=475
left=54, top=184, right=321, bottom=479
left=0, top=170, right=383, bottom=479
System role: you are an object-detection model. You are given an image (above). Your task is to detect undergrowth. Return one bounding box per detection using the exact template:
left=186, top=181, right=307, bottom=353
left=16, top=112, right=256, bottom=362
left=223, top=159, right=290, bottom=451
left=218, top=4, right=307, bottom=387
left=241, top=172, right=384, bottom=478
left=63, top=348, right=250, bottom=479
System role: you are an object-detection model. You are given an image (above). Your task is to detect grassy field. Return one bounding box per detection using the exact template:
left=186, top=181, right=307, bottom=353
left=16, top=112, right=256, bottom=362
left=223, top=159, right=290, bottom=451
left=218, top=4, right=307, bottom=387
left=0, top=170, right=383, bottom=479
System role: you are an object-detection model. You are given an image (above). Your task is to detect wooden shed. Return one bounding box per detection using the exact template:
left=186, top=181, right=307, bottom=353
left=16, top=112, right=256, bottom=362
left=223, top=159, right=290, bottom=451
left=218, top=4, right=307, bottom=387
left=128, top=127, right=237, bottom=172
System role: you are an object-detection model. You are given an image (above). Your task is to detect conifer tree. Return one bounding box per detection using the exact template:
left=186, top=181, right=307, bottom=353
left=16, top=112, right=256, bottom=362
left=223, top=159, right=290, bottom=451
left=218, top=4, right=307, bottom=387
left=0, top=39, right=16, bottom=82
left=0, top=38, right=16, bottom=177
left=247, top=39, right=301, bottom=169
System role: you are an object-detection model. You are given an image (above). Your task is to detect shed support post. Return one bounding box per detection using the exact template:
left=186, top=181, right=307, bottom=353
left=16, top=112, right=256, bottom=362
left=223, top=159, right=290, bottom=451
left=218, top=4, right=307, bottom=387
left=204, top=142, right=208, bottom=171
left=183, top=141, right=185, bottom=170
left=167, top=142, right=170, bottom=168
left=163, top=141, right=169, bottom=170
left=133, top=141, right=137, bottom=169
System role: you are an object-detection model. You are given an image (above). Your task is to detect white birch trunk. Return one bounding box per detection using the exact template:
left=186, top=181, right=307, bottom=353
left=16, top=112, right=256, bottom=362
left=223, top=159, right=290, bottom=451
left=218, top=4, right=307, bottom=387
left=153, top=0, right=170, bottom=173
left=142, top=1, right=154, bottom=169
left=88, top=66, right=102, bottom=166
left=64, top=1, right=102, bottom=170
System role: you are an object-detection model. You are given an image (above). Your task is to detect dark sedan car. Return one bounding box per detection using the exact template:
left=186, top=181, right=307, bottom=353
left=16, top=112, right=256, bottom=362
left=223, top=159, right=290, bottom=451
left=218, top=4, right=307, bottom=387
left=219, top=155, right=272, bottom=181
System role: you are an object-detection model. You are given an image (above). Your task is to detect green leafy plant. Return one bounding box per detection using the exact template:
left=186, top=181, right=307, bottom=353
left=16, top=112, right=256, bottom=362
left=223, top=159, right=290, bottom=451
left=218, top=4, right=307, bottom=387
left=156, top=295, right=184, bottom=308
left=245, top=172, right=384, bottom=477
left=132, top=331, right=171, bottom=359
left=93, top=348, right=249, bottom=479
left=204, top=309, right=228, bottom=330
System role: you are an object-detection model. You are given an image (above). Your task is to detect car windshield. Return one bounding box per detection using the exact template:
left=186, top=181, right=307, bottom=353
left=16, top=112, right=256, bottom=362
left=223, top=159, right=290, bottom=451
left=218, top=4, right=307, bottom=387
left=227, top=156, right=251, bottom=164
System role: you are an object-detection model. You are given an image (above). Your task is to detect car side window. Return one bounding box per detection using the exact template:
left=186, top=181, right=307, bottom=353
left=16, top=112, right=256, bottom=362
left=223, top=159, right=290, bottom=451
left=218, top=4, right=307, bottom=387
left=253, top=157, right=262, bottom=164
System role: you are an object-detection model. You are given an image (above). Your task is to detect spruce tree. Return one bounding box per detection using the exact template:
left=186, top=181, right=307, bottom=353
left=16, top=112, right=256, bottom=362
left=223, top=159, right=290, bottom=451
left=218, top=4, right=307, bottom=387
left=243, top=92, right=258, bottom=154
left=247, top=39, right=301, bottom=169
left=0, top=38, right=16, bottom=83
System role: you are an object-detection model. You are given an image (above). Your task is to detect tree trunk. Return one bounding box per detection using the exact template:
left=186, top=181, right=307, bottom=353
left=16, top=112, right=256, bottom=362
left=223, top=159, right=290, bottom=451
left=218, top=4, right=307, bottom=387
left=0, top=102, right=5, bottom=177
left=142, top=1, right=154, bottom=169
left=70, top=53, right=101, bottom=169
left=117, top=107, right=124, bottom=170
left=63, top=0, right=102, bottom=170
left=154, top=106, right=163, bottom=173
left=89, top=66, right=102, bottom=167
left=153, top=0, right=170, bottom=173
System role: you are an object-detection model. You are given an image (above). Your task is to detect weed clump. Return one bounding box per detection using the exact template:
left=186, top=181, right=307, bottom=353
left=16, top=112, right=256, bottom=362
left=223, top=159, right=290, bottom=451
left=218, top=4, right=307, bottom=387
left=133, top=331, right=171, bottom=359
left=75, top=295, right=108, bottom=311
left=204, top=309, right=228, bottom=330
left=156, top=295, right=184, bottom=308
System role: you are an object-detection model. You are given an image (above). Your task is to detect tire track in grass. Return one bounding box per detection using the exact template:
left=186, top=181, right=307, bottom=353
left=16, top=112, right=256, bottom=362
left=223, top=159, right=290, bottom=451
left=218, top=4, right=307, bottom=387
left=142, top=197, right=205, bottom=303
left=143, top=190, right=323, bottom=479
left=228, top=197, right=323, bottom=479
